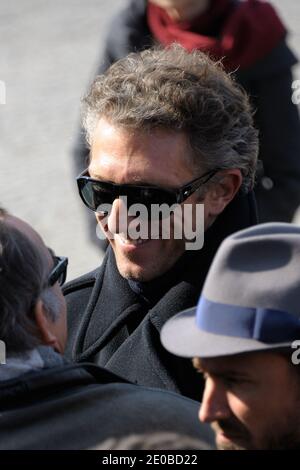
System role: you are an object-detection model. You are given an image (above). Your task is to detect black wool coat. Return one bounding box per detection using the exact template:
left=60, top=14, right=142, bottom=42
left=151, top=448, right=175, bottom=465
left=64, top=192, right=258, bottom=400
left=0, top=362, right=214, bottom=449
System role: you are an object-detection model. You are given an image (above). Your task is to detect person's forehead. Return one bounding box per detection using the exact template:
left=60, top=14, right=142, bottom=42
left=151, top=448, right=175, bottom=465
left=89, top=118, right=196, bottom=185
left=91, top=117, right=190, bottom=154
left=198, top=352, right=277, bottom=375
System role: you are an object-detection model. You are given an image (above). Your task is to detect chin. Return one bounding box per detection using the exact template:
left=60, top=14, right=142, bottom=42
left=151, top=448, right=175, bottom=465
left=113, top=240, right=185, bottom=281
left=217, top=442, right=247, bottom=451
left=118, top=264, right=156, bottom=282
left=216, top=433, right=249, bottom=451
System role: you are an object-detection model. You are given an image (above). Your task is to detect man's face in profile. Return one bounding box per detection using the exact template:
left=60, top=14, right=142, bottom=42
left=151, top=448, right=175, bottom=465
left=195, top=351, right=300, bottom=450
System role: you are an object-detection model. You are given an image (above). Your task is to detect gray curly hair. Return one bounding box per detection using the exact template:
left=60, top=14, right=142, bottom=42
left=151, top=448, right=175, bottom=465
left=82, top=44, right=258, bottom=192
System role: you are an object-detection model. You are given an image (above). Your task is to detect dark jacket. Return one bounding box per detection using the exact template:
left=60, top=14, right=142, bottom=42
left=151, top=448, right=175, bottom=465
left=65, top=191, right=258, bottom=400
left=74, top=0, right=300, bottom=223
left=0, top=361, right=214, bottom=450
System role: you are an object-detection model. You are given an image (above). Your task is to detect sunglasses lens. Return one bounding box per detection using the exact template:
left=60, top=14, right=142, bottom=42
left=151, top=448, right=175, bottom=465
left=126, top=187, right=177, bottom=221
left=79, top=180, right=114, bottom=212
left=78, top=177, right=177, bottom=218
left=127, top=187, right=175, bottom=208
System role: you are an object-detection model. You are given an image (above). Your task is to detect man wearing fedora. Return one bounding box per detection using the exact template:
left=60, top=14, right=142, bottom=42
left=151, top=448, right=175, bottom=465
left=162, top=223, right=300, bottom=449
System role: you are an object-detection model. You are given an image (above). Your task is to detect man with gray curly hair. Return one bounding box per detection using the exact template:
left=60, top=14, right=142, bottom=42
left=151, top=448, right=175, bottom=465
left=65, top=45, right=259, bottom=399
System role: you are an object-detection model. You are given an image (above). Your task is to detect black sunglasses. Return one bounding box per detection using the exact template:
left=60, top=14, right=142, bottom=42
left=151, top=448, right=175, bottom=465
left=48, top=255, right=68, bottom=287
left=76, top=168, right=220, bottom=215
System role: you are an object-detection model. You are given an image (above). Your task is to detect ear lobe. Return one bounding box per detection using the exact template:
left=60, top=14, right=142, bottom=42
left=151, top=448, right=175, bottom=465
left=34, top=299, right=60, bottom=351
left=205, top=170, right=242, bottom=216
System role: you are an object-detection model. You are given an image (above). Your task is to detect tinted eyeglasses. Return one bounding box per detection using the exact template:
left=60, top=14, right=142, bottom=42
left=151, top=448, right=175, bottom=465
left=48, top=255, right=68, bottom=287
left=76, top=168, right=220, bottom=215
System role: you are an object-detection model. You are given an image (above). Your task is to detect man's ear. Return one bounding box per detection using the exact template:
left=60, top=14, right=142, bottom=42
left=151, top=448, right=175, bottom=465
left=204, top=169, right=242, bottom=217
left=34, top=299, right=61, bottom=352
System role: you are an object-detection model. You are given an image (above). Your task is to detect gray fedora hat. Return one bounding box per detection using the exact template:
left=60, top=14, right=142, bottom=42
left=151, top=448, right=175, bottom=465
left=161, top=223, right=300, bottom=358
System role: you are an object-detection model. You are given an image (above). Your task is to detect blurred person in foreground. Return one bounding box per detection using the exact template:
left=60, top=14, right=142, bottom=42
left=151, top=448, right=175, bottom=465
left=0, top=207, right=213, bottom=449
left=162, top=222, right=300, bottom=449
left=74, top=0, right=300, bottom=226
left=65, top=45, right=258, bottom=399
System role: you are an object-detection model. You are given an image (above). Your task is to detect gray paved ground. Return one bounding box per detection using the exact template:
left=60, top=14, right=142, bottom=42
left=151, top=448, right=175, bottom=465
left=0, top=0, right=300, bottom=280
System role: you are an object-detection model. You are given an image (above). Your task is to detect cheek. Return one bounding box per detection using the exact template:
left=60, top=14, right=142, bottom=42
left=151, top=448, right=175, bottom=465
left=52, top=293, right=68, bottom=346
left=228, top=394, right=253, bottom=426
left=60, top=313, right=68, bottom=345
left=228, top=391, right=268, bottom=440
left=57, top=292, right=67, bottom=325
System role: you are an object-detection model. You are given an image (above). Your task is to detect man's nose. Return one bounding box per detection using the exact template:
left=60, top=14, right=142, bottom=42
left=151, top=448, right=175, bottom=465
left=199, top=377, right=231, bottom=424
left=107, top=197, right=129, bottom=235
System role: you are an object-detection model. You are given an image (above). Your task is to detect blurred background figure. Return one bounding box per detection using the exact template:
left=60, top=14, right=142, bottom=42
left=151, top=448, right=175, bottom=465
left=74, top=0, right=300, bottom=238
left=1, top=1, right=300, bottom=281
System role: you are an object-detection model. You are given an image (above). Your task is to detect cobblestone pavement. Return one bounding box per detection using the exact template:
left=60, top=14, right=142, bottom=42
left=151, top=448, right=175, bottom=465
left=0, top=1, right=300, bottom=280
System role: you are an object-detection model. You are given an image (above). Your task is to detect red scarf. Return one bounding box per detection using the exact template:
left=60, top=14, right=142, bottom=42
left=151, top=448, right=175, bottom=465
left=147, top=0, right=286, bottom=71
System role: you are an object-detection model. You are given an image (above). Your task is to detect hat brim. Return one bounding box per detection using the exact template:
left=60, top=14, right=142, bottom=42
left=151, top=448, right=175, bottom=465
left=161, top=308, right=292, bottom=358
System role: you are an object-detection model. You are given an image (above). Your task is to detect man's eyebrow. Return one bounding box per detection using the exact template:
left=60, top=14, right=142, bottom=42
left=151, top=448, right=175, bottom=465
left=88, top=173, right=113, bottom=183
left=88, top=172, right=166, bottom=188
left=207, top=369, right=253, bottom=381
left=192, top=358, right=252, bottom=379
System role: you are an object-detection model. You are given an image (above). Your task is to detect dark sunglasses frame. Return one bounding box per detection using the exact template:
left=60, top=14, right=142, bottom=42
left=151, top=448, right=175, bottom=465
left=76, top=167, right=220, bottom=214
left=48, top=256, right=68, bottom=287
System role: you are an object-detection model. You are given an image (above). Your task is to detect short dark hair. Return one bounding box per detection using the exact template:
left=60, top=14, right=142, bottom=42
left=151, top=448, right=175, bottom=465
left=82, top=44, right=258, bottom=192
left=0, top=222, right=49, bottom=353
